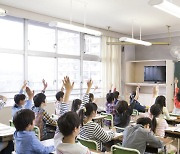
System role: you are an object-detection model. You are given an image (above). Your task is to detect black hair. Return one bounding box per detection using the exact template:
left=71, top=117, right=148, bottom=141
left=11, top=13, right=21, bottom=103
left=71, top=99, right=82, bottom=112
left=13, top=109, right=35, bottom=131
left=116, top=100, right=128, bottom=114
left=14, top=94, right=26, bottom=108
left=136, top=117, right=152, bottom=128
left=78, top=103, right=97, bottom=126
left=33, top=93, right=46, bottom=107
left=113, top=91, right=119, bottom=100
left=177, top=92, right=180, bottom=102
left=155, top=95, right=166, bottom=108
left=130, top=91, right=136, bottom=102
left=106, top=93, right=114, bottom=103
left=56, top=91, right=64, bottom=101
left=89, top=93, right=94, bottom=103
left=58, top=111, right=80, bottom=137
left=150, top=104, right=161, bottom=133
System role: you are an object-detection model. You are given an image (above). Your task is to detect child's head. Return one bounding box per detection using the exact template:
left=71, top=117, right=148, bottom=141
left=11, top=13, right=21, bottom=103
left=106, top=93, right=114, bottom=103
left=56, top=91, right=64, bottom=102
left=113, top=91, right=119, bottom=100
left=71, top=99, right=82, bottom=112
left=130, top=91, right=137, bottom=101
left=116, top=100, right=128, bottom=114
left=13, top=109, right=35, bottom=131
left=58, top=111, right=80, bottom=138
left=89, top=93, right=94, bottom=103
left=79, top=103, right=97, bottom=126
left=136, top=117, right=152, bottom=130
left=14, top=94, right=26, bottom=107
left=150, top=104, right=161, bottom=133
left=155, top=95, right=166, bottom=108
left=33, top=93, right=46, bottom=107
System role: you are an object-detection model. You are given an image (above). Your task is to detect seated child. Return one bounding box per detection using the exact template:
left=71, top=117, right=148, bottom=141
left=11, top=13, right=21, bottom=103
left=71, top=99, right=82, bottom=113
left=55, top=91, right=65, bottom=116
left=173, top=77, right=180, bottom=114
left=13, top=109, right=54, bottom=154
left=113, top=90, right=120, bottom=105
left=106, top=93, right=115, bottom=116
left=130, top=86, right=146, bottom=113
left=54, top=111, right=90, bottom=154
left=32, top=93, right=57, bottom=140
left=122, top=117, right=163, bottom=154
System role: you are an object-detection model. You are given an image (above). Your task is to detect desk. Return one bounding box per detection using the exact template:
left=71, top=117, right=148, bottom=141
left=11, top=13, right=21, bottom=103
left=166, top=116, right=180, bottom=125
left=93, top=115, right=107, bottom=127
left=165, top=129, right=180, bottom=154
left=0, top=123, right=15, bottom=142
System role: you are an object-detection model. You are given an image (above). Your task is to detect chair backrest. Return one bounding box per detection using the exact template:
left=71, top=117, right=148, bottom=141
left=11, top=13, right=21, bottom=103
left=34, top=111, right=44, bottom=140
left=132, top=109, right=139, bottom=116
left=77, top=137, right=98, bottom=151
left=9, top=120, right=14, bottom=127
left=111, top=145, right=140, bottom=154
left=33, top=126, right=41, bottom=140
left=101, top=112, right=113, bottom=127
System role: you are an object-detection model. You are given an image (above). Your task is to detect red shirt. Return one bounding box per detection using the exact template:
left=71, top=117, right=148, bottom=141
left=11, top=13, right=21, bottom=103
left=174, top=87, right=180, bottom=108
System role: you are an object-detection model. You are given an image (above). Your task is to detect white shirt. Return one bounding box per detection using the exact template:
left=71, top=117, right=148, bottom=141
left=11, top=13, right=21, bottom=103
left=54, top=132, right=90, bottom=154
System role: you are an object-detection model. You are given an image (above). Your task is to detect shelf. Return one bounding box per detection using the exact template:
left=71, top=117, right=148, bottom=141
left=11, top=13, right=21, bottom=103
left=125, top=82, right=166, bottom=87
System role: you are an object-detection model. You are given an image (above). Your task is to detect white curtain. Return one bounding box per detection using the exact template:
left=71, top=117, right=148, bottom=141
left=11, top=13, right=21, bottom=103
left=101, top=36, right=121, bottom=97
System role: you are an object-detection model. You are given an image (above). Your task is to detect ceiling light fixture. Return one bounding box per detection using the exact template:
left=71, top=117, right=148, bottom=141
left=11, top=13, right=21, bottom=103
left=149, top=0, right=180, bottom=18
left=119, top=22, right=152, bottom=46
left=0, top=8, right=7, bottom=16
left=49, top=0, right=101, bottom=36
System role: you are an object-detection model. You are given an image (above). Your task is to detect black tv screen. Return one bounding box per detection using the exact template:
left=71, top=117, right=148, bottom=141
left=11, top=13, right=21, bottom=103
left=144, top=66, right=166, bottom=82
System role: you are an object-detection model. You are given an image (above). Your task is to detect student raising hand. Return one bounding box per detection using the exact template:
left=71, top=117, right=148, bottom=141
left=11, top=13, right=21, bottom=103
left=86, top=79, right=93, bottom=94
left=20, top=80, right=27, bottom=93
left=63, top=76, right=74, bottom=103
left=26, top=87, right=34, bottom=101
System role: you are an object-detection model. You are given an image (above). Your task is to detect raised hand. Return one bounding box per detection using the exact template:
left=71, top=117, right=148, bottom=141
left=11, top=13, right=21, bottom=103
left=26, top=87, right=34, bottom=100
left=63, top=76, right=74, bottom=92
left=21, top=80, right=27, bottom=91
left=86, top=79, right=93, bottom=94
left=42, top=79, right=48, bottom=91
left=175, top=77, right=178, bottom=84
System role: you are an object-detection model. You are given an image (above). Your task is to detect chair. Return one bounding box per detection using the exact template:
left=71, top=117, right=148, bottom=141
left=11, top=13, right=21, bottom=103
left=114, top=126, right=125, bottom=133
left=77, top=137, right=98, bottom=151
left=33, top=126, right=40, bottom=140
left=132, top=109, right=139, bottom=116
left=111, top=145, right=140, bottom=154
left=101, top=112, right=113, bottom=128
left=9, top=120, right=14, bottom=127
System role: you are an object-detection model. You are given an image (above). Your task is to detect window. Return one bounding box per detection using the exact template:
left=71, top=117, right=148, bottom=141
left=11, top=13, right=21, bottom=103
left=83, top=61, right=102, bottom=97
left=0, top=17, right=23, bottom=50
left=28, top=23, right=55, bottom=52
left=28, top=56, right=56, bottom=101
left=58, top=30, right=80, bottom=55
left=58, top=58, right=80, bottom=99
left=84, top=35, right=101, bottom=56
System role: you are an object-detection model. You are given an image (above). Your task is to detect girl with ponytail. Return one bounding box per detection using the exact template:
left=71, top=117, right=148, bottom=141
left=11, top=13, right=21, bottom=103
left=78, top=103, right=115, bottom=151
left=71, top=99, right=82, bottom=113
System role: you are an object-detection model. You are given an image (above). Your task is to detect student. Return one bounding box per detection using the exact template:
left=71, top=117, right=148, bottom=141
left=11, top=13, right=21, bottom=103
left=106, top=92, right=115, bottom=116
left=173, top=77, right=180, bottom=114
left=114, top=100, right=135, bottom=128
left=113, top=91, right=119, bottom=105
left=89, top=93, right=94, bottom=103
left=55, top=91, right=64, bottom=116
left=71, top=99, right=82, bottom=113
left=12, top=84, right=34, bottom=117
left=32, top=93, right=57, bottom=140
left=155, top=95, right=170, bottom=119
left=150, top=104, right=168, bottom=137
left=122, top=117, right=163, bottom=154
left=0, top=95, right=14, bottom=154
left=13, top=109, right=54, bottom=154
left=130, top=86, right=146, bottom=113
left=79, top=103, right=115, bottom=151
left=54, top=111, right=90, bottom=154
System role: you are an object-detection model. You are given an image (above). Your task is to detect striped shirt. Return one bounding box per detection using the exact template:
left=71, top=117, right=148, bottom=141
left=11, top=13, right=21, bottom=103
left=55, top=101, right=69, bottom=117
left=80, top=94, right=90, bottom=109
left=0, top=100, right=6, bottom=110
left=80, top=121, right=115, bottom=150
left=155, top=117, right=168, bottom=137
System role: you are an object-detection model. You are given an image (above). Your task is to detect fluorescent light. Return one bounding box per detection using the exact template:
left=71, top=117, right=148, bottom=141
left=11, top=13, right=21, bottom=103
left=0, top=8, right=7, bottom=16
left=119, top=37, right=152, bottom=46
left=149, top=0, right=180, bottom=18
left=49, top=21, right=102, bottom=36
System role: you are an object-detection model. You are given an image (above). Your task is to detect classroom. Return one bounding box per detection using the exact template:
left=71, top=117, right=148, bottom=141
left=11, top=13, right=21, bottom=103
left=0, top=0, right=180, bottom=153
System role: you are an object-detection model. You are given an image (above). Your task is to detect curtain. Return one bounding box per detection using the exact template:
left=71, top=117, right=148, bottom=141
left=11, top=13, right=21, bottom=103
left=101, top=36, right=121, bottom=97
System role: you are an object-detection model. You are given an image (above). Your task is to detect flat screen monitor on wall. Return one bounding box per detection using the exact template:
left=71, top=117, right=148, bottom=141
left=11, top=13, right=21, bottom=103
left=144, top=66, right=166, bottom=83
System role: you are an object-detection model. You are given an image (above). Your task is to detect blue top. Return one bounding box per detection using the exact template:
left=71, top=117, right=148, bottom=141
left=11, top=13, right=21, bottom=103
left=130, top=99, right=146, bottom=113
left=12, top=89, right=33, bottom=117
left=14, top=131, right=54, bottom=154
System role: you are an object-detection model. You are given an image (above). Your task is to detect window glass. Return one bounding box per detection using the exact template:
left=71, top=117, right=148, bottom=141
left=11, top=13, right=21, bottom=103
left=0, top=17, right=23, bottom=50
left=28, top=24, right=55, bottom=52
left=58, top=30, right=80, bottom=55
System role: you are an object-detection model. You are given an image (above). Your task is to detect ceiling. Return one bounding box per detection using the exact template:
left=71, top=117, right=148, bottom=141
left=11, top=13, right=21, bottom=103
left=0, top=0, right=180, bottom=36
